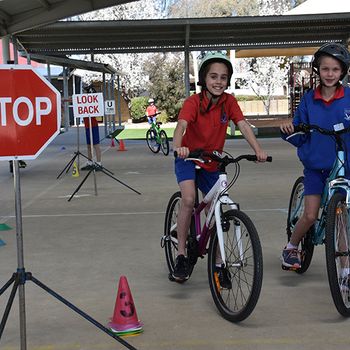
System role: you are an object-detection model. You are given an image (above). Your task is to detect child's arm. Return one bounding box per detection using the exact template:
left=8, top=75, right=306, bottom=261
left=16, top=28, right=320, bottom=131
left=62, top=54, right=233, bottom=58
left=237, top=120, right=267, bottom=161
left=173, top=119, right=189, bottom=158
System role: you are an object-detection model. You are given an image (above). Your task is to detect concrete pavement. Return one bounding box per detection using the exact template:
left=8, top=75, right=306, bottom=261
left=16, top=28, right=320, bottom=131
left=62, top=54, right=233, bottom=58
left=1, top=129, right=349, bottom=350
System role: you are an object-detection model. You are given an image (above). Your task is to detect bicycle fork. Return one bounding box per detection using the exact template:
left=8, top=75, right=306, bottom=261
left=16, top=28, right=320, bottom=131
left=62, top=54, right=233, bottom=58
left=214, top=196, right=240, bottom=267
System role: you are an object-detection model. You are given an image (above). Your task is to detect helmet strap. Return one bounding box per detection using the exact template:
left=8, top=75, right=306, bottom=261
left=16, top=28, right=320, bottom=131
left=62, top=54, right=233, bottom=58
left=199, top=90, right=223, bottom=114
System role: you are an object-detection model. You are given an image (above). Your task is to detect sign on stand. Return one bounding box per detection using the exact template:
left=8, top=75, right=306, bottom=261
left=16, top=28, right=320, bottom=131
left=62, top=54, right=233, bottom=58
left=0, top=65, right=61, bottom=160
left=72, top=93, right=104, bottom=119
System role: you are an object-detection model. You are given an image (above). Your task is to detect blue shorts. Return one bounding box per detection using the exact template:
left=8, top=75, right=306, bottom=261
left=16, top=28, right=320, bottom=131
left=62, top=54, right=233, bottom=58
left=147, top=116, right=156, bottom=124
left=175, top=158, right=219, bottom=195
left=303, top=168, right=330, bottom=195
left=85, top=126, right=100, bottom=145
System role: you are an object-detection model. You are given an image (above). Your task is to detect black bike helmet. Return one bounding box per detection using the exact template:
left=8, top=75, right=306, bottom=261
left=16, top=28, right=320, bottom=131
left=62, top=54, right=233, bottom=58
left=198, top=52, right=233, bottom=87
left=312, top=42, right=350, bottom=80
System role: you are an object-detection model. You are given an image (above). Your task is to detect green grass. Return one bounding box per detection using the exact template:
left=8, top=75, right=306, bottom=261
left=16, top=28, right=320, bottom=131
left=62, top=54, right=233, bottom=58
left=115, top=127, right=241, bottom=140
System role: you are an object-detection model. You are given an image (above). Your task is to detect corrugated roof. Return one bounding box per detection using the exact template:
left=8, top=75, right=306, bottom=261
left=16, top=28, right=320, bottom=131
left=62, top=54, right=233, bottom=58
left=14, top=13, right=350, bottom=56
left=0, top=0, right=133, bottom=36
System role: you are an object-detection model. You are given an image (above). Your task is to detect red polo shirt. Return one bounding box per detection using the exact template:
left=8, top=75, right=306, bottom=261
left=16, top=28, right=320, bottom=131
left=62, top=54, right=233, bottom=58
left=178, top=92, right=244, bottom=171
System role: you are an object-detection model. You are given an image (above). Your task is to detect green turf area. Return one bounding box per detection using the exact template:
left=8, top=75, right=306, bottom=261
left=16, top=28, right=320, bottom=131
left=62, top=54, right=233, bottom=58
left=115, top=127, right=241, bottom=140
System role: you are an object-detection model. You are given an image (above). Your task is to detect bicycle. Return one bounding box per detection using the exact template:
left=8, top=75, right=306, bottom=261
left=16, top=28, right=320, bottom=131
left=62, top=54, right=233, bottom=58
left=145, top=112, right=169, bottom=156
left=285, top=122, right=350, bottom=316
left=161, top=149, right=272, bottom=322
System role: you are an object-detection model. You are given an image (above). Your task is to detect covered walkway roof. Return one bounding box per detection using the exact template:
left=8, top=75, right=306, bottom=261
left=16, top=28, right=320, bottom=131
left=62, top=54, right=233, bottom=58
left=13, top=12, right=350, bottom=57
left=0, top=0, right=133, bottom=36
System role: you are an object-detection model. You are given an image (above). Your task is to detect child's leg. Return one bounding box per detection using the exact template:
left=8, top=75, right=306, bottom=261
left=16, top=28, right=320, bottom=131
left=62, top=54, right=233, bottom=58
left=289, top=194, right=321, bottom=247
left=177, top=179, right=196, bottom=256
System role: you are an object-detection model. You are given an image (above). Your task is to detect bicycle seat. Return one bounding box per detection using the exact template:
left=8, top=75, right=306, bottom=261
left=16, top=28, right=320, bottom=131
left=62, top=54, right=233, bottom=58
left=156, top=121, right=162, bottom=126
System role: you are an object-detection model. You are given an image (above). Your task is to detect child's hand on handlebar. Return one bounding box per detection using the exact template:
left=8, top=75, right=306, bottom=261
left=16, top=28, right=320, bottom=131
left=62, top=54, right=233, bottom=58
left=280, top=121, right=295, bottom=135
left=174, top=146, right=190, bottom=158
left=255, top=149, right=269, bottom=162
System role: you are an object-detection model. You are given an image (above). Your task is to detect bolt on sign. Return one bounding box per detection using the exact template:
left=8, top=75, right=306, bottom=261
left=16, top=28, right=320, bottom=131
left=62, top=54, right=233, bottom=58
left=0, top=65, right=61, bottom=160
left=72, top=93, right=104, bottom=119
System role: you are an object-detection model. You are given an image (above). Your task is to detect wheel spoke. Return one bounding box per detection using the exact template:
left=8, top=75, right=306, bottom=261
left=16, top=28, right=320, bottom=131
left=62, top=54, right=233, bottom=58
left=208, top=210, right=262, bottom=322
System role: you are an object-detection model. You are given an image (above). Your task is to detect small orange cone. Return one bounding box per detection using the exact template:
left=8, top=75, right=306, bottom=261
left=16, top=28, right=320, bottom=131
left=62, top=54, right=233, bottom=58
left=108, top=276, right=143, bottom=332
left=111, top=138, right=115, bottom=147
left=117, top=139, right=127, bottom=151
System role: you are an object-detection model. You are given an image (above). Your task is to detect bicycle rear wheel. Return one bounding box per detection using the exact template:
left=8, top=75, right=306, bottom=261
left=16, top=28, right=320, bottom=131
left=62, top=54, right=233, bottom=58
left=162, top=192, right=195, bottom=281
left=146, top=129, right=160, bottom=153
left=207, top=209, right=263, bottom=322
left=286, top=176, right=314, bottom=274
left=159, top=130, right=170, bottom=156
left=325, top=192, right=350, bottom=317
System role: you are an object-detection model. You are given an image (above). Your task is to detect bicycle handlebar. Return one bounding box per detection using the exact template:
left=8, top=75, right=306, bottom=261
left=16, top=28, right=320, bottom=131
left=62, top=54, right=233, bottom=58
left=174, top=149, right=272, bottom=164
left=293, top=123, right=350, bottom=136
left=145, top=112, right=161, bottom=118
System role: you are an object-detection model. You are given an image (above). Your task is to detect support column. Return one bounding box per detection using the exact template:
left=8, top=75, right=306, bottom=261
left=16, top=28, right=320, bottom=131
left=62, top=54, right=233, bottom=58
left=184, top=24, right=190, bottom=97
left=2, top=35, right=10, bottom=64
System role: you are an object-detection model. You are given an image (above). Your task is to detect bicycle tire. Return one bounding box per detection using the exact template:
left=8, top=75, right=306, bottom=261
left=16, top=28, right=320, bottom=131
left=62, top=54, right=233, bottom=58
left=207, top=209, right=263, bottom=322
left=163, top=192, right=195, bottom=281
left=325, top=192, right=350, bottom=317
left=146, top=129, right=160, bottom=153
left=286, top=176, right=314, bottom=274
left=159, top=130, right=170, bottom=156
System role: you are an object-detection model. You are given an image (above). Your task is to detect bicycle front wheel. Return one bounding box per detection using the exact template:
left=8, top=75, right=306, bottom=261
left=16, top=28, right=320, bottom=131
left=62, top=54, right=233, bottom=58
left=146, top=129, right=160, bottom=153
left=325, top=192, right=350, bottom=317
left=286, top=176, right=314, bottom=274
left=163, top=192, right=195, bottom=281
left=207, top=209, right=263, bottom=322
left=159, top=130, right=170, bottom=156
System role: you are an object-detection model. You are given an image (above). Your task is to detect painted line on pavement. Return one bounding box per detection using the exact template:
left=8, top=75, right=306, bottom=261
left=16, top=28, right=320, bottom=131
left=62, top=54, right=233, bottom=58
left=1, top=208, right=287, bottom=219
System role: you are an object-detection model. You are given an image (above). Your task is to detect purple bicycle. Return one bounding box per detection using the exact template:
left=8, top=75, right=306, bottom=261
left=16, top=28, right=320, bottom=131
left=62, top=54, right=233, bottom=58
left=161, top=150, right=272, bottom=322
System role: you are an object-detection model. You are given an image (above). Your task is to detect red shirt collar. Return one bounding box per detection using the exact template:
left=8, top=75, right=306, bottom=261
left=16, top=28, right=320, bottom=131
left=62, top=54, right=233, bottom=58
left=314, top=85, right=344, bottom=105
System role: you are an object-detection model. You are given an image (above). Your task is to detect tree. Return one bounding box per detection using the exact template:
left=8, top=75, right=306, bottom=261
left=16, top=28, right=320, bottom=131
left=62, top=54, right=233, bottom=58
left=166, top=0, right=258, bottom=17
left=74, top=0, right=164, bottom=95
left=241, top=57, right=289, bottom=114
left=144, top=53, right=186, bottom=120
left=237, top=0, right=293, bottom=114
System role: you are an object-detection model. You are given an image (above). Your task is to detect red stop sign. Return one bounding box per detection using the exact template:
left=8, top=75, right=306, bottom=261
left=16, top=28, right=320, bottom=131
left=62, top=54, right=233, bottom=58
left=0, top=65, right=61, bottom=160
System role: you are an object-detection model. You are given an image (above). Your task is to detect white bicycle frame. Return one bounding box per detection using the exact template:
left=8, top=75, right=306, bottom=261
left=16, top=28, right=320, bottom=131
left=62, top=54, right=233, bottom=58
left=200, top=172, right=240, bottom=267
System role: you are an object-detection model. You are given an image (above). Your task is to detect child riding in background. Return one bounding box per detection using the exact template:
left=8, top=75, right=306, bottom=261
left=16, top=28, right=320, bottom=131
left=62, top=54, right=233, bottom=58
left=280, top=42, right=350, bottom=275
left=172, top=51, right=268, bottom=282
left=146, top=98, right=159, bottom=124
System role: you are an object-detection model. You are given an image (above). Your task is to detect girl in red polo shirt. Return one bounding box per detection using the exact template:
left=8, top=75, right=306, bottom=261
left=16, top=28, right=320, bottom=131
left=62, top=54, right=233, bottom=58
left=172, top=52, right=268, bottom=282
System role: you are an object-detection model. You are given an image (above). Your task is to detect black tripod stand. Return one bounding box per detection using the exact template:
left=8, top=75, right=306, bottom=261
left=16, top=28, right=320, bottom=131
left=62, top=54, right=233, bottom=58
left=57, top=118, right=140, bottom=201
left=0, top=161, right=139, bottom=350
left=67, top=158, right=141, bottom=201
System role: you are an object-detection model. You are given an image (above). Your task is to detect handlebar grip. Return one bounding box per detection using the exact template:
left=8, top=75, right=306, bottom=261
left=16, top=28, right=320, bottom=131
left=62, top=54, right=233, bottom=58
left=174, top=149, right=205, bottom=159
left=293, top=124, right=306, bottom=133
left=243, top=155, right=272, bottom=162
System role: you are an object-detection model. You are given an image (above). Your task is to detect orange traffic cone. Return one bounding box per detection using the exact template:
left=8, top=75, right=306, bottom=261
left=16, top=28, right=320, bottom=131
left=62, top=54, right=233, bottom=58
left=117, top=139, right=127, bottom=151
left=108, top=276, right=143, bottom=332
left=111, top=138, right=115, bottom=147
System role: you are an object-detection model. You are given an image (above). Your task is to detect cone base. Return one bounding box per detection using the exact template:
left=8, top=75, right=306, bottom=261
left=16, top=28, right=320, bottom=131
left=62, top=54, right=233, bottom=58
left=108, top=320, right=143, bottom=332
left=109, top=327, right=143, bottom=337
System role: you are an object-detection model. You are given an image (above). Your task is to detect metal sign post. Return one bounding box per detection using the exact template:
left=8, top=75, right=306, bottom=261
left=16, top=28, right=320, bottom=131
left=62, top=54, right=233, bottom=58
left=0, top=67, right=139, bottom=350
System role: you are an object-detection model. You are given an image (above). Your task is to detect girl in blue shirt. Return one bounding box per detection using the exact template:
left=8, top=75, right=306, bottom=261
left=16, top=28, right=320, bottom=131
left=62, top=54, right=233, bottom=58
left=280, top=42, right=350, bottom=270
